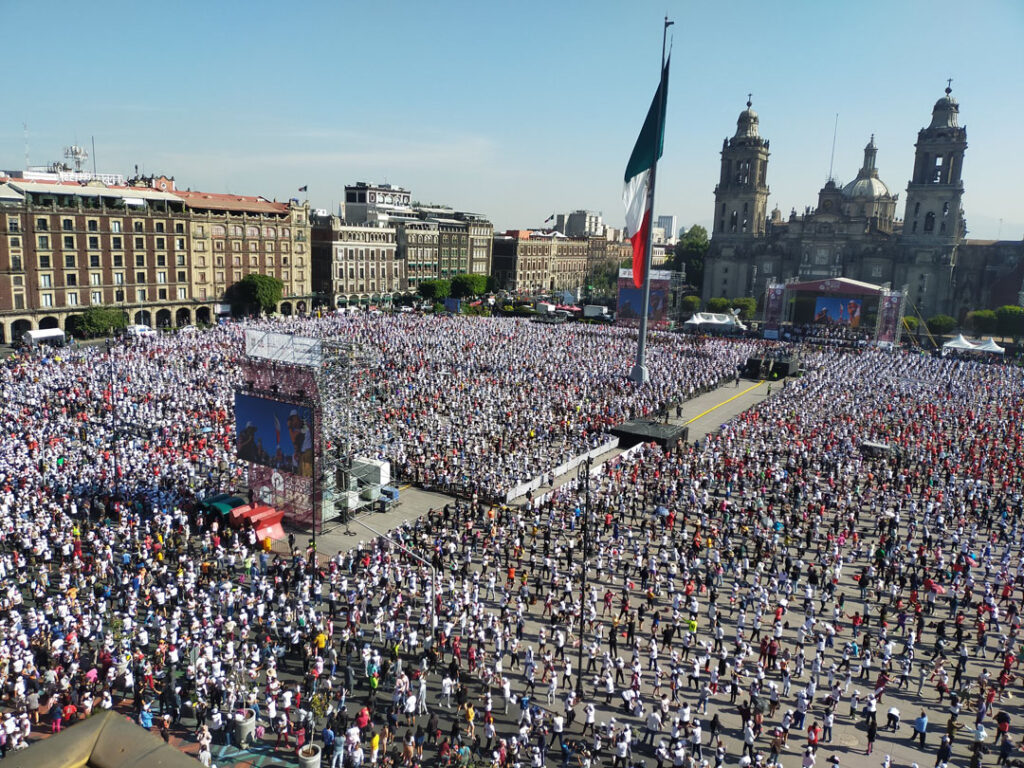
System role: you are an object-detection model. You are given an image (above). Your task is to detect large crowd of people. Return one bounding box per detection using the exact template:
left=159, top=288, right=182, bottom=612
left=0, top=316, right=1021, bottom=768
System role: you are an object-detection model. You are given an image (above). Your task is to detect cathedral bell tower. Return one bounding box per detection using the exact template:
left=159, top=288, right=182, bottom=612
left=903, top=83, right=967, bottom=242
left=713, top=97, right=770, bottom=238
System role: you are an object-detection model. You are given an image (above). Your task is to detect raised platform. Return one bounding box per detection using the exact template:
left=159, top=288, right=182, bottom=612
left=610, top=420, right=689, bottom=448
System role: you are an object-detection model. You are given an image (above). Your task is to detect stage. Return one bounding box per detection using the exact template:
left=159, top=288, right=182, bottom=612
left=610, top=420, right=690, bottom=448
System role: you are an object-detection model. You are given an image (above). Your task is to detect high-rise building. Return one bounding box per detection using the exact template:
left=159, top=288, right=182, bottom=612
left=555, top=210, right=604, bottom=238
left=656, top=215, right=678, bottom=244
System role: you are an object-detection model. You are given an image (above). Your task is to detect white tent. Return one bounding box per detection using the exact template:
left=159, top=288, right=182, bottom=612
left=976, top=337, right=1005, bottom=354
left=684, top=312, right=748, bottom=331
left=942, top=334, right=978, bottom=351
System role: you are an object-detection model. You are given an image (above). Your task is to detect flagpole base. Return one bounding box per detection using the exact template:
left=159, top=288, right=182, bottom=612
left=630, top=364, right=649, bottom=384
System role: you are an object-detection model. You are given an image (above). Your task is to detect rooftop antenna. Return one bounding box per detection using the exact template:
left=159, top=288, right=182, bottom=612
left=827, top=113, right=839, bottom=182
left=64, top=144, right=89, bottom=173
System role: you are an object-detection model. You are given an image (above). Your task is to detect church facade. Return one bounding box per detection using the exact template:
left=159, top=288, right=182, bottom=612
left=701, top=88, right=1024, bottom=320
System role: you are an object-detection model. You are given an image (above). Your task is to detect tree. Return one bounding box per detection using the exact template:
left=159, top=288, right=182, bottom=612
left=672, top=225, right=710, bottom=288
left=965, top=309, right=998, bottom=334
left=730, top=297, right=757, bottom=320
left=450, top=274, right=487, bottom=298
left=584, top=258, right=621, bottom=296
left=996, top=305, right=1024, bottom=339
left=232, top=274, right=284, bottom=315
left=68, top=306, right=127, bottom=338
left=418, top=279, right=451, bottom=301
left=902, top=315, right=919, bottom=332
left=706, top=297, right=731, bottom=313
left=681, top=295, right=702, bottom=316
left=926, top=314, right=957, bottom=335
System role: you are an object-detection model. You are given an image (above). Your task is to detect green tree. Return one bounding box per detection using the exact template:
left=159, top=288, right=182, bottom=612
left=902, top=315, right=919, bottom=332
left=996, top=305, right=1024, bottom=339
left=232, top=273, right=284, bottom=315
left=681, top=295, right=702, bottom=316
left=706, top=297, right=731, bottom=314
left=672, top=225, right=710, bottom=288
left=450, top=274, right=487, bottom=298
left=68, top=306, right=127, bottom=338
left=730, top=297, right=757, bottom=320
left=584, top=258, right=621, bottom=296
left=965, top=309, right=998, bottom=334
left=926, top=314, right=957, bottom=335
left=418, top=279, right=451, bottom=301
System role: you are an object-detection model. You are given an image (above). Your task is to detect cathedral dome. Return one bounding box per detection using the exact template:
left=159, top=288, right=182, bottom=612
left=929, top=84, right=960, bottom=129
left=734, top=96, right=759, bottom=139
left=841, top=135, right=892, bottom=200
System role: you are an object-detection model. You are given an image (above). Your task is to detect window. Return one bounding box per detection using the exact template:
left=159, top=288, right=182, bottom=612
left=87, top=220, right=98, bottom=233
left=65, top=253, right=76, bottom=268
left=265, top=240, right=274, bottom=252
left=66, top=274, right=77, bottom=287
left=88, top=236, right=99, bottom=249
left=197, top=241, right=207, bottom=252
left=176, top=254, right=185, bottom=267
left=198, top=272, right=207, bottom=283
left=91, top=291, right=102, bottom=304
left=134, top=237, right=145, bottom=249
left=157, top=254, right=166, bottom=267
left=174, top=223, right=184, bottom=234
left=112, top=236, right=123, bottom=250
left=64, top=235, right=75, bottom=249
left=924, top=212, right=935, bottom=232
left=155, top=222, right=164, bottom=233
left=135, top=271, right=146, bottom=284
left=114, top=273, right=124, bottom=285
left=113, top=253, right=123, bottom=267
left=36, top=218, right=49, bottom=231
left=177, top=287, right=187, bottom=300
left=231, top=225, right=242, bottom=237
left=67, top=291, right=78, bottom=306
left=249, top=241, right=258, bottom=252
left=212, top=225, right=225, bottom=237
left=40, top=274, right=52, bottom=288
left=156, top=237, right=165, bottom=250
left=62, top=219, right=74, bottom=231
left=89, top=254, right=100, bottom=268
left=175, top=238, right=185, bottom=250
left=199, top=287, right=207, bottom=299
left=133, top=221, right=144, bottom=232
left=39, top=253, right=51, bottom=268
left=41, top=293, right=53, bottom=307
left=177, top=270, right=186, bottom=283
left=157, top=271, right=167, bottom=284
left=136, top=254, right=146, bottom=267
left=215, top=271, right=225, bottom=283
left=111, top=221, right=122, bottom=233
left=136, top=288, right=146, bottom=302
left=871, top=264, right=883, bottom=278
left=13, top=293, right=24, bottom=310
left=246, top=226, right=258, bottom=237
left=232, top=241, right=241, bottom=252
left=91, top=273, right=101, bottom=286
left=11, top=255, right=22, bottom=271
left=7, top=218, right=19, bottom=233
left=158, top=288, right=167, bottom=300
left=249, top=256, right=258, bottom=267
left=215, top=256, right=224, bottom=266
left=115, top=290, right=124, bottom=302
left=232, top=256, right=242, bottom=267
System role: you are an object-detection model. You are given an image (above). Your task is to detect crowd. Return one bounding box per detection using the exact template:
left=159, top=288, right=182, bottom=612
left=0, top=318, right=1020, bottom=768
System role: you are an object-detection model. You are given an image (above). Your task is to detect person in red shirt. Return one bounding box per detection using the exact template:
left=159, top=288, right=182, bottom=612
left=807, top=722, right=821, bottom=752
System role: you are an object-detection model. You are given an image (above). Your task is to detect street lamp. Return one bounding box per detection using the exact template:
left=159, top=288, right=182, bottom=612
left=350, top=516, right=438, bottom=639
left=575, top=456, right=592, bottom=696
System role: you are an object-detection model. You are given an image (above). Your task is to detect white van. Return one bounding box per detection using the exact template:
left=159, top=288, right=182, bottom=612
left=125, top=324, right=157, bottom=339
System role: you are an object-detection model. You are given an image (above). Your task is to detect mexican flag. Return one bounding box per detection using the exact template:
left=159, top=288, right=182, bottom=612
left=622, top=57, right=670, bottom=289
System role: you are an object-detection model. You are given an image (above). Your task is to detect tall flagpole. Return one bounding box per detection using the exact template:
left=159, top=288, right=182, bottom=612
left=631, top=17, right=673, bottom=385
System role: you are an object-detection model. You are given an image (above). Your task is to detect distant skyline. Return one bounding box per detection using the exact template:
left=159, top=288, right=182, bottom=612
left=1, top=1, right=1022, bottom=239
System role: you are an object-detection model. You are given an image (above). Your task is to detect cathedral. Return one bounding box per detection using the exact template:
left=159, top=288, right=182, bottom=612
left=701, top=87, right=1024, bottom=320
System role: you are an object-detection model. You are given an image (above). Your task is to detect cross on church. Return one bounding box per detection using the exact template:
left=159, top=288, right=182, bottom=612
left=747, top=93, right=752, bottom=108
left=946, top=78, right=953, bottom=94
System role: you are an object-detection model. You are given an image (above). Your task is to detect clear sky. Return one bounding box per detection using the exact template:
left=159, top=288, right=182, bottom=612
left=2, top=0, right=1022, bottom=239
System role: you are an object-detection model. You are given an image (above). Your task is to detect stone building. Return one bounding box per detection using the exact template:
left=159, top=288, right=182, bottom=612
left=310, top=216, right=400, bottom=307
left=701, top=88, right=1024, bottom=320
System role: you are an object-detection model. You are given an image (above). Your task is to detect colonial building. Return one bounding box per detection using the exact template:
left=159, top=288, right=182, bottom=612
left=310, top=216, right=400, bottom=307
left=491, top=230, right=589, bottom=294
left=702, top=88, right=1024, bottom=320
left=0, top=173, right=312, bottom=342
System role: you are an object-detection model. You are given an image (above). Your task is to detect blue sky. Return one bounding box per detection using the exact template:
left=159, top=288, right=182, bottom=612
left=2, top=0, right=1022, bottom=239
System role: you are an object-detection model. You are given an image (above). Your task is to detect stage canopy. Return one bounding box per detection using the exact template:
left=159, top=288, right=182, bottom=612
left=684, top=312, right=747, bottom=330
left=784, top=277, right=885, bottom=296
left=976, top=338, right=1005, bottom=354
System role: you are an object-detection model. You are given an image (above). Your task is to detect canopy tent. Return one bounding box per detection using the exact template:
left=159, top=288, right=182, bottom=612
left=942, top=334, right=978, bottom=351
left=976, top=337, right=1005, bottom=354
left=684, top=312, right=748, bottom=331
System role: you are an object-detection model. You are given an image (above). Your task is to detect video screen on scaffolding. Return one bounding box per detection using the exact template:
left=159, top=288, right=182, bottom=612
left=813, top=297, right=862, bottom=328
left=234, top=393, right=315, bottom=478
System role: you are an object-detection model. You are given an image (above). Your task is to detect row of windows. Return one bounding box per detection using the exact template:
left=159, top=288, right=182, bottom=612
left=18, top=286, right=191, bottom=309
left=9, top=217, right=187, bottom=235
left=32, top=234, right=186, bottom=251
left=196, top=271, right=292, bottom=284
left=205, top=225, right=291, bottom=239
left=33, top=269, right=189, bottom=288
left=22, top=253, right=188, bottom=270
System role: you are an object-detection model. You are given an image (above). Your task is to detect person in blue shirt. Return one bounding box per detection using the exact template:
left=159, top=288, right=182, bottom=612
left=911, top=710, right=928, bottom=746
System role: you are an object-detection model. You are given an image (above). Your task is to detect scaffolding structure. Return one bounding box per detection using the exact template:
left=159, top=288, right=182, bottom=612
left=315, top=338, right=380, bottom=531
